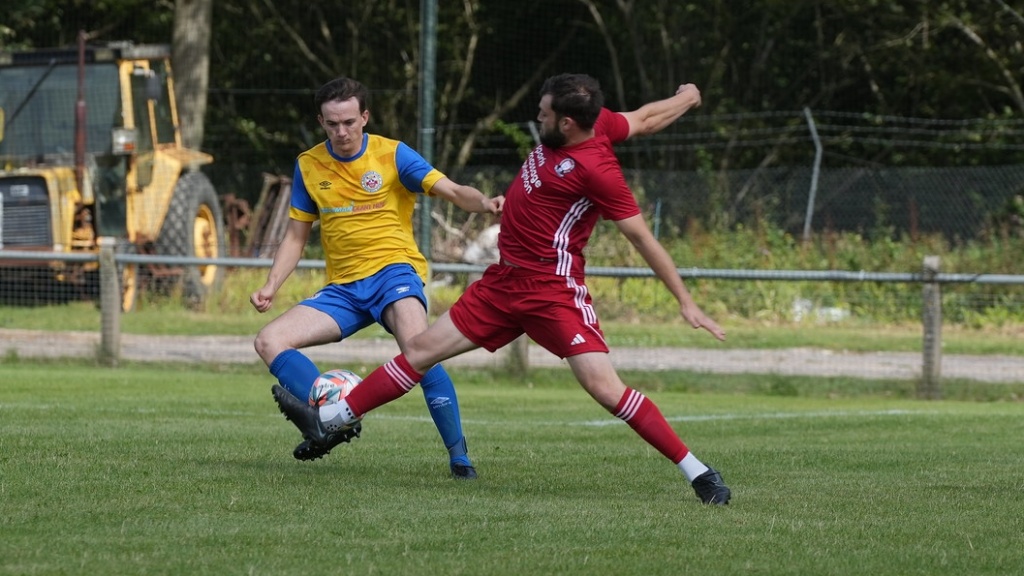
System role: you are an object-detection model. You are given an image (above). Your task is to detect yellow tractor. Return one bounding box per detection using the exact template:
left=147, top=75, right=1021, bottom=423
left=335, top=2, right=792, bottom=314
left=0, top=34, right=224, bottom=310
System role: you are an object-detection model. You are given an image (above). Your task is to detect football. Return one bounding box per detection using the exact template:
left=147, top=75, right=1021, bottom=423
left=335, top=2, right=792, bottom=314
left=308, top=368, right=362, bottom=408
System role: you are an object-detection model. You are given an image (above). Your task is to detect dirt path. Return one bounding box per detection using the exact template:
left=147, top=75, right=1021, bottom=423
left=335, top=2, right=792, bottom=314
left=2, top=328, right=1021, bottom=383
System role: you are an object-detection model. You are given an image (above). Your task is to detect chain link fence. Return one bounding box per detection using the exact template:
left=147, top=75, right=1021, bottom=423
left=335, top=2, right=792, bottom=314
left=2, top=245, right=1022, bottom=392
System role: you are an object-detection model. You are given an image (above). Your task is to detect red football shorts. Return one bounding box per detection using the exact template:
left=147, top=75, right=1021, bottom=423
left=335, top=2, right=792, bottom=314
left=448, top=263, right=609, bottom=359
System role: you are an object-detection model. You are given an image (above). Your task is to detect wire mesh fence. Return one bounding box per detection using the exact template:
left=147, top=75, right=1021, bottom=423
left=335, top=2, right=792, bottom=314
left=2, top=246, right=1022, bottom=390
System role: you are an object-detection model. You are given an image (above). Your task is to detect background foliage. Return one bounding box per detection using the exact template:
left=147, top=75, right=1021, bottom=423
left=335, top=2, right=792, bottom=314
left=1, top=1, right=1022, bottom=321
left=3, top=1, right=1023, bottom=179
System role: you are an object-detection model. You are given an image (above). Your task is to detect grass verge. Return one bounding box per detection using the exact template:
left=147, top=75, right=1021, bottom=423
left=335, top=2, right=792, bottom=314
left=1, top=361, right=1022, bottom=575
left=2, top=300, right=1022, bottom=356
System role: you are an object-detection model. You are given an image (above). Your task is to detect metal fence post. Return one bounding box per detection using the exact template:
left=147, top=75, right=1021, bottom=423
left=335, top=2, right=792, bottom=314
left=802, top=107, right=822, bottom=243
left=920, top=255, right=941, bottom=399
left=98, top=237, right=121, bottom=366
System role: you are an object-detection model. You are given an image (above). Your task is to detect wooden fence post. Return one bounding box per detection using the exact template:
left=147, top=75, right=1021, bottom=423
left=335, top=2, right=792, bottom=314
left=505, top=334, right=530, bottom=377
left=98, top=237, right=121, bottom=367
left=465, top=268, right=529, bottom=376
left=919, top=255, right=941, bottom=399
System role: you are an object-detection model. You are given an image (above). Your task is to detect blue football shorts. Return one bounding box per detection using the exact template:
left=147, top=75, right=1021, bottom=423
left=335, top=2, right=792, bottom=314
left=299, top=263, right=427, bottom=337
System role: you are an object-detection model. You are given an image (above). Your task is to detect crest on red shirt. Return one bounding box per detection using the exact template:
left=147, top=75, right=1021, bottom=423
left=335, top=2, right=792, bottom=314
left=554, top=158, right=576, bottom=178
left=361, top=171, right=384, bottom=192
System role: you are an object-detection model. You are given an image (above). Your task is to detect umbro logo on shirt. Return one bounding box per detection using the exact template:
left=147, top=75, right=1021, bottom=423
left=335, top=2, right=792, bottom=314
left=318, top=180, right=331, bottom=190
left=570, top=334, right=586, bottom=345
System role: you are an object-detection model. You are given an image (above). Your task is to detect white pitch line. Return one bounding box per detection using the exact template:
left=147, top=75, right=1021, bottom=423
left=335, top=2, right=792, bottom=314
left=576, top=408, right=936, bottom=427
left=349, top=408, right=940, bottom=428
left=0, top=405, right=955, bottom=428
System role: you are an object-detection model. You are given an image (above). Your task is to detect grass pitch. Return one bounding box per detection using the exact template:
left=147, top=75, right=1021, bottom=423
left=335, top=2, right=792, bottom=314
left=1, top=361, right=1022, bottom=575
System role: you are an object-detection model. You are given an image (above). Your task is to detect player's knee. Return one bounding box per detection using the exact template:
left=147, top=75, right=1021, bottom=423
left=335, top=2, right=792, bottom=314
left=403, top=348, right=438, bottom=375
left=253, top=328, right=279, bottom=363
left=579, top=378, right=627, bottom=410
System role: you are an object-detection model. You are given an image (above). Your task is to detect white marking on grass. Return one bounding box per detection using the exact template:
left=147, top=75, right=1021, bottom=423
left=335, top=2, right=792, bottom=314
left=334, top=408, right=939, bottom=428
left=576, top=408, right=934, bottom=427
left=0, top=404, right=946, bottom=429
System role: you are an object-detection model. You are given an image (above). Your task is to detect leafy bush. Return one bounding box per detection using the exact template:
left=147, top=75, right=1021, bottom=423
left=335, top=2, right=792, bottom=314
left=140, top=219, right=1024, bottom=329
left=549, top=219, right=1024, bottom=326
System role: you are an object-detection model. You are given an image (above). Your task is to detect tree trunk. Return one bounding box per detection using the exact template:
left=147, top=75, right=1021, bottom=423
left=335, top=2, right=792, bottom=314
left=172, top=0, right=213, bottom=151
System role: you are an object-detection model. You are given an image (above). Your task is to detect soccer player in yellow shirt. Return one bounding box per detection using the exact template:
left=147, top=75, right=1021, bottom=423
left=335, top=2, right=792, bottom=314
left=250, top=77, right=503, bottom=478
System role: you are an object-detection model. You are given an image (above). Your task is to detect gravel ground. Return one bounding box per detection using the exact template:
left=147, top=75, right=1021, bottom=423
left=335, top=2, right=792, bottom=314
left=2, top=328, right=1021, bottom=383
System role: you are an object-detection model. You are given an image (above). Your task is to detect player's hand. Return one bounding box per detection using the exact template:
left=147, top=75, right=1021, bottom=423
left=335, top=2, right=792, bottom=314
left=680, top=302, right=725, bottom=341
left=485, top=195, right=505, bottom=214
left=250, top=285, right=275, bottom=313
left=674, top=83, right=702, bottom=108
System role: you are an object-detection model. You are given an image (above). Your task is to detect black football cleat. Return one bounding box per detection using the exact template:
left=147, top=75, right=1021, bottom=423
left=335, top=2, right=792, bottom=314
left=271, top=384, right=333, bottom=446
left=450, top=463, right=478, bottom=480
left=293, top=421, right=362, bottom=461
left=691, top=467, right=731, bottom=505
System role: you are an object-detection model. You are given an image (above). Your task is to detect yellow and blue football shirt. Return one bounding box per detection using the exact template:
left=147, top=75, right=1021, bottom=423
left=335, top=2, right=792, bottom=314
left=290, top=133, right=445, bottom=285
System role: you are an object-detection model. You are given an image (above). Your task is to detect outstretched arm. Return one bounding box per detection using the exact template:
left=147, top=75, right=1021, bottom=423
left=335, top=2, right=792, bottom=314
left=613, top=214, right=726, bottom=341
left=429, top=177, right=504, bottom=214
left=619, top=83, right=702, bottom=139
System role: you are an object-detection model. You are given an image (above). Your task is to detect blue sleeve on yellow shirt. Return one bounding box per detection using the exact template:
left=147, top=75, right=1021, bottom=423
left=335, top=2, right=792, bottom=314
left=395, top=142, right=434, bottom=193
left=290, top=160, right=317, bottom=215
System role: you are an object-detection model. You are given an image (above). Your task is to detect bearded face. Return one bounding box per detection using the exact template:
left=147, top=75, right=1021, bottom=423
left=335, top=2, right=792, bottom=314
left=539, top=115, right=568, bottom=148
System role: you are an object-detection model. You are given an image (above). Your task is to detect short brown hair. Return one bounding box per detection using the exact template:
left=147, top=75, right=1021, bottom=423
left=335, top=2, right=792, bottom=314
left=539, top=74, right=604, bottom=130
left=315, top=77, right=369, bottom=113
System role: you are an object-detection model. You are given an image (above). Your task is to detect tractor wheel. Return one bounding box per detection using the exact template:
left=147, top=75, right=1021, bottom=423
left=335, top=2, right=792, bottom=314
left=157, top=171, right=225, bottom=306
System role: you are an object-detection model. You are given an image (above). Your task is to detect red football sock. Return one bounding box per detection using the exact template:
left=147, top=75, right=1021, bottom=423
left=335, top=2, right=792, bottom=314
left=345, top=355, right=423, bottom=416
left=612, top=388, right=689, bottom=464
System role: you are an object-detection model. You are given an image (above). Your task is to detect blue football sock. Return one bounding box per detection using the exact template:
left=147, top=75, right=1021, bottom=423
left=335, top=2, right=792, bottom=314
left=269, top=349, right=320, bottom=401
left=420, top=364, right=472, bottom=466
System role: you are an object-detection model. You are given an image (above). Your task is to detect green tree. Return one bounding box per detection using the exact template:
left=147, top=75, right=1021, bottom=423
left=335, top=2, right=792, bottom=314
left=6, top=0, right=1023, bottom=201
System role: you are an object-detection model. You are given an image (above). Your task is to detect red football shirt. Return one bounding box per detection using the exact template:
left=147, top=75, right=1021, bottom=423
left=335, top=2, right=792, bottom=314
left=497, top=108, right=638, bottom=277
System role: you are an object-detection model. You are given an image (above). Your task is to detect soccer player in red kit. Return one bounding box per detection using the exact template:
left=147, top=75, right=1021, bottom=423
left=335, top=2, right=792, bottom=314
left=273, top=73, right=732, bottom=505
